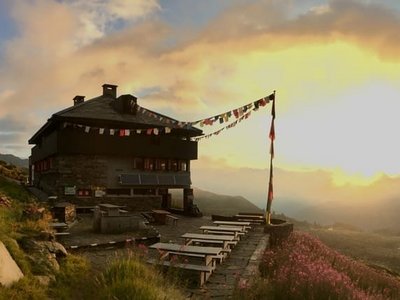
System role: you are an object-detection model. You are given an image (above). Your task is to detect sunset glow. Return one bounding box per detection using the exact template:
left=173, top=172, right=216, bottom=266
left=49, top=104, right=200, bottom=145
left=1, top=0, right=400, bottom=191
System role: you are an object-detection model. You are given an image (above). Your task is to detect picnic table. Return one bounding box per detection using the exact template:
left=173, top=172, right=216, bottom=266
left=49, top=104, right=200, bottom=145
left=181, top=233, right=236, bottom=250
left=213, top=221, right=252, bottom=231
left=200, top=225, right=245, bottom=240
left=235, top=214, right=265, bottom=224
left=148, top=242, right=223, bottom=286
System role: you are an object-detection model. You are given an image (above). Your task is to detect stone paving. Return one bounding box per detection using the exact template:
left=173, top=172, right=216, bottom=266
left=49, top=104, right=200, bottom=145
left=186, top=227, right=267, bottom=299
left=153, top=216, right=268, bottom=299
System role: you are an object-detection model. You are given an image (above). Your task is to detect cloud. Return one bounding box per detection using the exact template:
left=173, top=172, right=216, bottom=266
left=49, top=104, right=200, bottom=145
left=68, top=0, right=161, bottom=46
left=0, top=0, right=400, bottom=180
left=0, top=115, right=27, bottom=133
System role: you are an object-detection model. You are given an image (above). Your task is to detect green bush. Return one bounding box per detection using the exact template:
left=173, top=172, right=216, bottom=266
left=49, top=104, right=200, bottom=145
left=98, top=254, right=185, bottom=300
left=49, top=255, right=96, bottom=300
left=0, top=277, right=47, bottom=300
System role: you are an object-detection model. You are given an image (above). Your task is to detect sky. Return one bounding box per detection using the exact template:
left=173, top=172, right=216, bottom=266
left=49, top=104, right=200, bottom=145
left=1, top=0, right=400, bottom=189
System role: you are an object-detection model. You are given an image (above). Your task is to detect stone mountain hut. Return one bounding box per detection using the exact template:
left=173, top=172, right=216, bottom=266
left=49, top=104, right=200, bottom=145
left=28, top=84, right=202, bottom=214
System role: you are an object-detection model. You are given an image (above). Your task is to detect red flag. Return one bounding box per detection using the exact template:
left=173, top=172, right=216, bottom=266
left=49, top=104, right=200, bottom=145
left=119, top=129, right=125, bottom=136
left=270, top=140, right=274, bottom=159
left=268, top=182, right=273, bottom=202
left=269, top=121, right=275, bottom=140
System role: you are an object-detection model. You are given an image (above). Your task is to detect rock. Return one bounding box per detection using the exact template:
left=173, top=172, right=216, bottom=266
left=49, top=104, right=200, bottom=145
left=43, top=241, right=68, bottom=258
left=0, top=241, right=24, bottom=287
left=46, top=253, right=60, bottom=272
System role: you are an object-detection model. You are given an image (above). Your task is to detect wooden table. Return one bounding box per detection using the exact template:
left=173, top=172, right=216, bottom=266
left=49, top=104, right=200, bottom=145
left=200, top=225, right=244, bottom=240
left=149, top=242, right=223, bottom=267
left=213, top=221, right=251, bottom=231
left=181, top=233, right=236, bottom=250
left=150, top=242, right=223, bottom=256
left=151, top=209, right=171, bottom=224
left=235, top=214, right=265, bottom=224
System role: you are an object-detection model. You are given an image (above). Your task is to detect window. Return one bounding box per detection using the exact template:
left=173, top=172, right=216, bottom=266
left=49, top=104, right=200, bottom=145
left=144, top=158, right=154, bottom=171
left=179, top=160, right=188, bottom=172
left=155, top=159, right=167, bottom=171
left=133, top=157, right=144, bottom=170
left=170, top=159, right=178, bottom=171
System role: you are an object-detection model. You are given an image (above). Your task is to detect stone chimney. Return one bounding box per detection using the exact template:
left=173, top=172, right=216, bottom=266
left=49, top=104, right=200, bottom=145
left=102, top=84, right=118, bottom=98
left=120, top=94, right=137, bottom=115
left=73, top=95, right=85, bottom=106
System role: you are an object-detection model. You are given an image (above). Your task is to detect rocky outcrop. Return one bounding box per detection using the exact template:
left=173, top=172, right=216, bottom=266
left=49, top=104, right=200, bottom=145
left=20, top=238, right=68, bottom=274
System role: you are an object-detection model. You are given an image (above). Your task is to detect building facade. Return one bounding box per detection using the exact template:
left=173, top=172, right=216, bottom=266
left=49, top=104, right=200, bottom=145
left=29, top=84, right=202, bottom=213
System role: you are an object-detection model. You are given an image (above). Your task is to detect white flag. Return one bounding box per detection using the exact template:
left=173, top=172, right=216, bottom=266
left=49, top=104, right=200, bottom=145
left=99, top=128, right=104, bottom=134
left=85, top=126, right=90, bottom=133
left=125, top=129, right=130, bottom=136
left=110, top=129, right=115, bottom=135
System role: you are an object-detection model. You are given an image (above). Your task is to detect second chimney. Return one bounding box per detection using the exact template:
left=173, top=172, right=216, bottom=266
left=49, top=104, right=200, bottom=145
left=73, top=95, right=85, bottom=106
left=102, top=84, right=118, bottom=98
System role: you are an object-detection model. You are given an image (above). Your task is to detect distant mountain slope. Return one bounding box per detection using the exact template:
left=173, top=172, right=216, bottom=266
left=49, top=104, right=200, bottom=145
left=193, top=188, right=263, bottom=216
left=0, top=154, right=28, bottom=168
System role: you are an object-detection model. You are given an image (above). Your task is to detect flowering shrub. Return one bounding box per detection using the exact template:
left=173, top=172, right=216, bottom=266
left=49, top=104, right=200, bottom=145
left=259, top=231, right=400, bottom=300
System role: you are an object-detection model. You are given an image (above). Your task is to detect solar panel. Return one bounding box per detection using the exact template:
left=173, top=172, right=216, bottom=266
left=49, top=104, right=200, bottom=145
left=141, top=173, right=158, bottom=185
left=175, top=174, right=191, bottom=185
left=120, top=174, right=140, bottom=185
left=158, top=174, right=175, bottom=185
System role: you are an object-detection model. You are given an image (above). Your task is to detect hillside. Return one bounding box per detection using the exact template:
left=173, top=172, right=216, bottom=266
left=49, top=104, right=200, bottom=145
left=0, top=154, right=29, bottom=168
left=192, top=188, right=263, bottom=216
left=192, top=160, right=400, bottom=231
left=0, top=160, right=28, bottom=182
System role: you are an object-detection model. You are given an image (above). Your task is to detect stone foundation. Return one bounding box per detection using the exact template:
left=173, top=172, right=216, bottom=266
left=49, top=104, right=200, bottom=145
left=264, top=218, right=294, bottom=247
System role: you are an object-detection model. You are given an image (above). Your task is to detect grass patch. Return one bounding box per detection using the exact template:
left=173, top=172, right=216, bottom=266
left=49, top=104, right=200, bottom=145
left=99, top=253, right=185, bottom=300
left=0, top=277, right=48, bottom=300
left=0, top=176, right=31, bottom=203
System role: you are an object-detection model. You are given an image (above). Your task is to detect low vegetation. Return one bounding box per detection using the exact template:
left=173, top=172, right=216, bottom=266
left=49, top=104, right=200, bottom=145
left=235, top=231, right=400, bottom=299
left=0, top=173, right=184, bottom=299
left=0, top=160, right=27, bottom=183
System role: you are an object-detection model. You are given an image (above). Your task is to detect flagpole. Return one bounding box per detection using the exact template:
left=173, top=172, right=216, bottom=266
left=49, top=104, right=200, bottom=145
left=265, top=90, right=276, bottom=224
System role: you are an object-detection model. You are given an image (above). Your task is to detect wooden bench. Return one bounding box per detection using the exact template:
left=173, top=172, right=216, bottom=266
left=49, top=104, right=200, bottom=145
left=166, top=214, right=179, bottom=226
left=147, top=258, right=213, bottom=286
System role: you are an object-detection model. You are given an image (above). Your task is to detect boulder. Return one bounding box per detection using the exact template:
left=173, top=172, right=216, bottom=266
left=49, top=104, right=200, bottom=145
left=0, top=241, right=24, bottom=287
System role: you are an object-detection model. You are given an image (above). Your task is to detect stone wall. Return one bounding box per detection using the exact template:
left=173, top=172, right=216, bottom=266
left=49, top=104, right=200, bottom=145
left=57, top=154, right=108, bottom=191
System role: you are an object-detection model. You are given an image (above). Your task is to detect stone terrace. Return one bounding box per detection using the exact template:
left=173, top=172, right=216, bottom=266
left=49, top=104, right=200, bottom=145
left=58, top=214, right=268, bottom=298
left=153, top=215, right=268, bottom=299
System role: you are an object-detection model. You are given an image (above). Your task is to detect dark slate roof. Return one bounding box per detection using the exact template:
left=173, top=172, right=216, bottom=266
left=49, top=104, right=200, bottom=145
left=29, top=94, right=202, bottom=144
